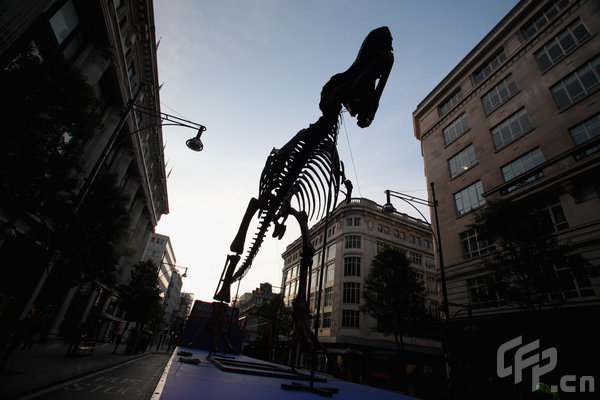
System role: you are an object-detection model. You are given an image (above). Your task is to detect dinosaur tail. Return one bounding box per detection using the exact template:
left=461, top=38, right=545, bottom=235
left=231, top=210, right=273, bottom=282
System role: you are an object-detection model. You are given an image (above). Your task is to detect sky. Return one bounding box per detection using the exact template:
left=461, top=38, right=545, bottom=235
left=152, top=0, right=518, bottom=303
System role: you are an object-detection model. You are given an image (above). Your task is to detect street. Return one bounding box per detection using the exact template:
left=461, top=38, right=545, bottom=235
left=24, top=353, right=171, bottom=400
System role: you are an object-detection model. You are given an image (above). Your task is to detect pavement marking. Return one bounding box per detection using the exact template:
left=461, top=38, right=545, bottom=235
left=15, top=354, right=154, bottom=400
left=150, top=349, right=178, bottom=399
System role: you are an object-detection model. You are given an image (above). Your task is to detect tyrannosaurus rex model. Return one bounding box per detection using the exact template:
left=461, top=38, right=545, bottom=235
left=204, top=26, right=393, bottom=356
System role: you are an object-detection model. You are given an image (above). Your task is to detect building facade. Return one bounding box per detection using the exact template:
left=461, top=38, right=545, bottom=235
left=143, top=233, right=176, bottom=299
left=0, top=0, right=169, bottom=339
left=281, top=198, right=441, bottom=360
left=237, top=282, right=276, bottom=316
left=413, top=0, right=600, bottom=317
left=413, top=0, right=600, bottom=395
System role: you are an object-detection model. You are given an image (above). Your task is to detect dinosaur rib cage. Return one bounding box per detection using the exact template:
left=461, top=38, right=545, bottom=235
left=231, top=116, right=342, bottom=282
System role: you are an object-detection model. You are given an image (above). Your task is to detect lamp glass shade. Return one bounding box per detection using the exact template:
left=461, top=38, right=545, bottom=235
left=186, top=137, right=203, bottom=151
left=382, top=203, right=396, bottom=214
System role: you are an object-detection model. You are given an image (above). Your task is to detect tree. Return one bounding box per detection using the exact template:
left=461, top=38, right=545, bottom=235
left=361, top=248, right=429, bottom=351
left=118, top=260, right=163, bottom=325
left=1, top=42, right=132, bottom=302
left=469, top=198, right=590, bottom=311
left=1, top=42, right=99, bottom=229
left=252, top=294, right=292, bottom=338
left=244, top=294, right=292, bottom=361
left=54, top=172, right=132, bottom=287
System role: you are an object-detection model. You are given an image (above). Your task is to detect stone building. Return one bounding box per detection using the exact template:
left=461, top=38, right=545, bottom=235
left=412, top=0, right=600, bottom=394
left=281, top=198, right=441, bottom=372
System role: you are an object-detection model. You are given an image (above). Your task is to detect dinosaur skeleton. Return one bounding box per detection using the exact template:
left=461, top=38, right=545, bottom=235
left=207, top=26, right=393, bottom=353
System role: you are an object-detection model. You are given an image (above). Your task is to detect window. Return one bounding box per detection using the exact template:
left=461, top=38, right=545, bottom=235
left=285, top=283, right=292, bottom=305
left=556, top=264, right=594, bottom=299
left=438, top=90, right=463, bottom=116
left=454, top=181, right=485, bottom=216
left=326, top=263, right=335, bottom=283
left=473, top=49, right=507, bottom=84
left=521, top=0, right=572, bottom=41
left=326, top=243, right=336, bottom=260
left=343, top=282, right=361, bottom=304
left=409, top=235, right=421, bottom=246
left=322, top=312, right=332, bottom=328
left=551, top=55, right=600, bottom=111
left=127, top=62, right=136, bottom=80
left=323, top=287, right=333, bottom=306
left=312, top=251, right=321, bottom=267
left=491, top=108, right=533, bottom=150
left=347, top=217, right=360, bottom=227
left=310, top=269, right=319, bottom=289
left=481, top=74, right=519, bottom=115
left=410, top=252, right=423, bottom=266
left=448, top=144, right=477, bottom=178
left=468, top=276, right=499, bottom=306
left=345, top=235, right=361, bottom=249
left=501, top=148, right=545, bottom=182
left=425, top=256, right=436, bottom=269
left=49, top=0, right=79, bottom=45
left=341, top=310, right=360, bottom=328
left=460, top=229, right=494, bottom=259
left=424, top=240, right=434, bottom=250
left=442, top=113, right=469, bottom=145
left=343, top=256, right=361, bottom=277
left=426, top=276, right=436, bottom=293
left=535, top=19, right=590, bottom=72
left=569, top=113, right=600, bottom=146
left=539, top=197, right=569, bottom=231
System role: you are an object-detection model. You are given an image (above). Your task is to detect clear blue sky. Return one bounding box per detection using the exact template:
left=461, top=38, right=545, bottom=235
left=153, top=0, right=518, bottom=302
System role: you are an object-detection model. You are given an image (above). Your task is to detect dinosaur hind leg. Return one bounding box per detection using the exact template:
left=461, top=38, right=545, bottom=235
left=286, top=207, right=318, bottom=352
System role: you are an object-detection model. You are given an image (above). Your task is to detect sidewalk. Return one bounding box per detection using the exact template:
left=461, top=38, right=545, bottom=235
left=0, top=341, right=173, bottom=399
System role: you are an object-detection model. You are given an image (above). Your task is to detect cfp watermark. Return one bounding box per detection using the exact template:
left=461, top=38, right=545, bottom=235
left=497, top=336, right=595, bottom=393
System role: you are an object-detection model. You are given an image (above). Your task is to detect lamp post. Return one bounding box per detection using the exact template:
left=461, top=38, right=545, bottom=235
left=161, top=262, right=189, bottom=278
left=382, top=182, right=452, bottom=388
left=21, top=93, right=206, bottom=323
left=73, top=90, right=207, bottom=213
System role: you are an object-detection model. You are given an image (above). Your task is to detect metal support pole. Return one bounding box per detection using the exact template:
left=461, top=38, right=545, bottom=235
left=430, top=182, right=449, bottom=322
left=431, top=181, right=452, bottom=390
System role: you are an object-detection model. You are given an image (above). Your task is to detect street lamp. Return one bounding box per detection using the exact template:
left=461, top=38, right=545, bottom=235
left=382, top=183, right=449, bottom=323
left=74, top=89, right=207, bottom=213
left=162, top=262, right=188, bottom=278
left=20, top=91, right=206, bottom=321
left=382, top=182, right=452, bottom=387
left=131, top=101, right=207, bottom=153
left=185, top=125, right=207, bottom=152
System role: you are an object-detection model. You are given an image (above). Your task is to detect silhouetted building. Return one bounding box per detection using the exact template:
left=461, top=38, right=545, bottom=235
left=0, top=0, right=168, bottom=339
left=237, top=283, right=275, bottom=316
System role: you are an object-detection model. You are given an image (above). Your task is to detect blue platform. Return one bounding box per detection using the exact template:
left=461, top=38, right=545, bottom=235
left=152, top=347, right=422, bottom=400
